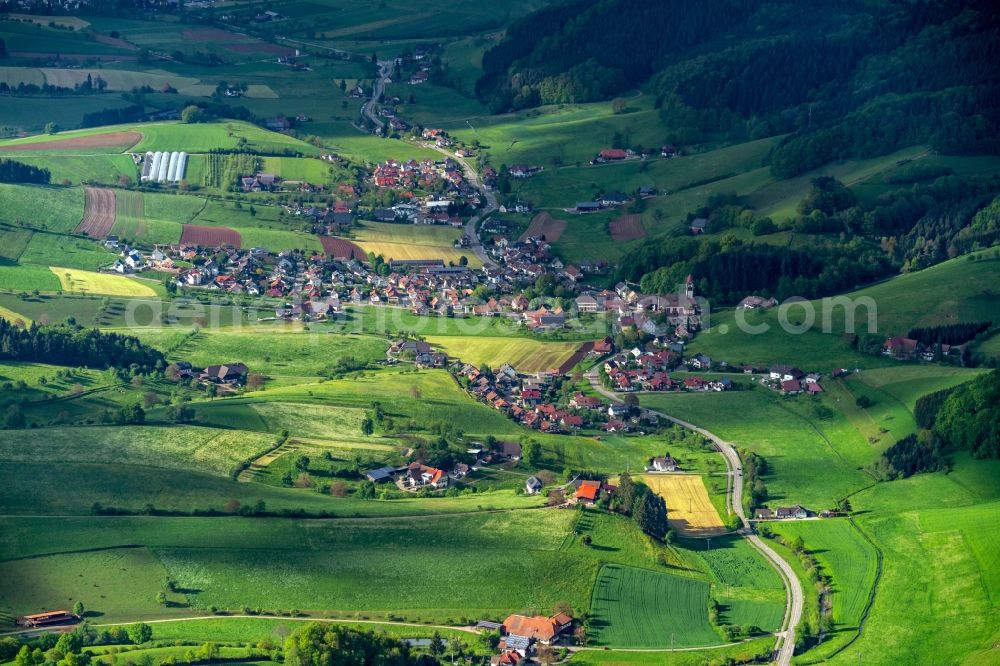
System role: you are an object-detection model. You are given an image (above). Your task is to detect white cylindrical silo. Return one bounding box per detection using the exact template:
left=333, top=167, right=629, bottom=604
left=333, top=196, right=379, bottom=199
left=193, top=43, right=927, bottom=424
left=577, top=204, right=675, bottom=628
left=173, top=152, right=187, bottom=182
left=166, top=151, right=180, bottom=182
left=157, top=151, right=170, bottom=182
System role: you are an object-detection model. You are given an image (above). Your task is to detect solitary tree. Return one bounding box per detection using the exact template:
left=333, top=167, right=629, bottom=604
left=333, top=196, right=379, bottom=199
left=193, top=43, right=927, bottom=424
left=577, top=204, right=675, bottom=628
left=44, top=122, right=59, bottom=135
left=72, top=601, right=85, bottom=617
left=360, top=415, right=374, bottom=437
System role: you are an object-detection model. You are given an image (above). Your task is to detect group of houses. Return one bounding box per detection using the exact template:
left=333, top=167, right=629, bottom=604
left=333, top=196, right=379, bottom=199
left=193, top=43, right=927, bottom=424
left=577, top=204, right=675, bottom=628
left=481, top=611, right=574, bottom=665
left=882, top=335, right=961, bottom=362
left=576, top=277, right=701, bottom=340
left=763, top=364, right=825, bottom=396
left=362, top=440, right=528, bottom=492
left=168, top=361, right=250, bottom=386
left=589, top=144, right=682, bottom=165
left=457, top=363, right=657, bottom=435
left=574, top=190, right=633, bottom=212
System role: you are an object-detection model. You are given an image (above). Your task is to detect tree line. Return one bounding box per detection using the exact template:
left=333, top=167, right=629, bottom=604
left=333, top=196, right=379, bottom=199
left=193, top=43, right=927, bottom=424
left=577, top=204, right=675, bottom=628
left=0, top=318, right=164, bottom=370
left=0, top=159, right=50, bottom=184
left=872, top=369, right=1000, bottom=479
left=908, top=322, right=991, bottom=346
left=610, top=472, right=670, bottom=540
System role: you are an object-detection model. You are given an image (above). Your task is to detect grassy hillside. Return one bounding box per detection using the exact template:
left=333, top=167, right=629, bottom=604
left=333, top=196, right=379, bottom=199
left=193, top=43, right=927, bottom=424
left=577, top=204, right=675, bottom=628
left=687, top=250, right=1000, bottom=369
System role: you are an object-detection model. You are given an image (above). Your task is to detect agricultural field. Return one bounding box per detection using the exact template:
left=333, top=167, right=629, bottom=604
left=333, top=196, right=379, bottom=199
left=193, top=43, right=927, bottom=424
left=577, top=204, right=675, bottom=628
left=349, top=221, right=477, bottom=266
left=50, top=266, right=159, bottom=296
left=0, top=426, right=274, bottom=478
left=641, top=474, right=726, bottom=536
left=588, top=564, right=721, bottom=648
left=768, top=519, right=878, bottom=655
left=0, top=184, right=84, bottom=232
left=424, top=336, right=584, bottom=373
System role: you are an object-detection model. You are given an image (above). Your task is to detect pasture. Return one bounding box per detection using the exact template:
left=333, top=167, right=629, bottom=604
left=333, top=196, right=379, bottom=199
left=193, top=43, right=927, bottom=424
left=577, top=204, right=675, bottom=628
left=641, top=474, right=726, bottom=536
left=50, top=266, right=158, bottom=296
left=424, top=336, right=583, bottom=373
left=588, top=564, right=720, bottom=648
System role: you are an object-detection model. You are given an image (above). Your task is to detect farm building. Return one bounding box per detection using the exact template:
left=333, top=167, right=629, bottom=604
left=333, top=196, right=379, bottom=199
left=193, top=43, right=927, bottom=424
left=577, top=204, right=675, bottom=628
left=502, top=612, right=572, bottom=645
left=140, top=151, right=187, bottom=183
left=17, top=610, right=78, bottom=627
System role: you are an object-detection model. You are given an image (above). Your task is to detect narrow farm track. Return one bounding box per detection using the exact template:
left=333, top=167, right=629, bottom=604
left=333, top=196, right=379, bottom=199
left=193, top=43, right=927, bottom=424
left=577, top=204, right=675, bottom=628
left=586, top=371, right=803, bottom=666
left=0, top=614, right=481, bottom=638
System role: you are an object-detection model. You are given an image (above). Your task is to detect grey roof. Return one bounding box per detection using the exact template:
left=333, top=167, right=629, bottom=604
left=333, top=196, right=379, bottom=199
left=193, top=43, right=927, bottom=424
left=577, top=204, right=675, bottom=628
left=365, top=466, right=396, bottom=482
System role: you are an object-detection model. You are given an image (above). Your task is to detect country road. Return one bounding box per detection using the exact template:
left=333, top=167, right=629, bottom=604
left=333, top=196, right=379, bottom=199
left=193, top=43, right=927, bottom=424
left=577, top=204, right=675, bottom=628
left=585, top=371, right=803, bottom=666
left=426, top=143, right=498, bottom=269
left=361, top=59, right=393, bottom=133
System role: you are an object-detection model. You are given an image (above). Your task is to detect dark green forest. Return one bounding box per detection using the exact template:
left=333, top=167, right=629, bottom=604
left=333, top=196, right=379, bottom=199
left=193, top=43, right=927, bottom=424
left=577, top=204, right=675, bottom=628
left=479, top=0, right=1000, bottom=176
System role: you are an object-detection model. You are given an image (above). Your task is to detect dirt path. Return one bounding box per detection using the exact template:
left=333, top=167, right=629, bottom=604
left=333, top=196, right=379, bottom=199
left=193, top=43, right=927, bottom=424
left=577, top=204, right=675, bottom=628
left=0, top=614, right=480, bottom=638
left=74, top=187, right=116, bottom=239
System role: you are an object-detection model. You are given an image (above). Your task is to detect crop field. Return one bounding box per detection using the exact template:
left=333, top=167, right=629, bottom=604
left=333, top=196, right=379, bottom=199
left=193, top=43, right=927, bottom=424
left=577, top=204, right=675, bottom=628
left=0, top=184, right=84, bottom=232
left=50, top=266, right=158, bottom=296
left=769, top=519, right=877, bottom=642
left=261, top=156, right=332, bottom=183
left=830, top=458, right=1000, bottom=665
left=350, top=221, right=476, bottom=266
left=0, top=262, right=62, bottom=291
left=180, top=224, right=241, bottom=247
left=319, top=235, right=365, bottom=260
left=0, top=129, right=141, bottom=153
left=13, top=153, right=136, bottom=185
left=609, top=214, right=646, bottom=241
left=133, top=121, right=321, bottom=156
left=74, top=187, right=116, bottom=238
left=0, top=303, right=30, bottom=326
left=588, top=564, right=720, bottom=648
left=0, top=425, right=273, bottom=477
left=425, top=336, right=584, bottom=373
left=641, top=474, right=726, bottom=536
left=134, top=329, right=388, bottom=379
left=0, top=226, right=32, bottom=261
left=519, top=212, right=567, bottom=242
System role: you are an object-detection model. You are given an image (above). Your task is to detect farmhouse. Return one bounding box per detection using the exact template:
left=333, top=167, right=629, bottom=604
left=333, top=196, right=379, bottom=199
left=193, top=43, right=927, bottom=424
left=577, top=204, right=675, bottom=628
left=502, top=612, right=572, bottom=645
left=648, top=455, right=679, bottom=472
left=574, top=479, right=603, bottom=505
left=690, top=218, right=708, bottom=234
left=755, top=505, right=809, bottom=520
left=200, top=363, right=248, bottom=384
left=404, top=462, right=449, bottom=489
left=525, top=475, right=543, bottom=495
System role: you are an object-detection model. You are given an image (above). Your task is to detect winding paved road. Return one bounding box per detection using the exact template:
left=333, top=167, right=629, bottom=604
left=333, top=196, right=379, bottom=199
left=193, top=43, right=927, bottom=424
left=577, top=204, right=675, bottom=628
left=361, top=59, right=393, bottom=133
left=585, top=371, right=803, bottom=666
left=426, top=143, right=498, bottom=268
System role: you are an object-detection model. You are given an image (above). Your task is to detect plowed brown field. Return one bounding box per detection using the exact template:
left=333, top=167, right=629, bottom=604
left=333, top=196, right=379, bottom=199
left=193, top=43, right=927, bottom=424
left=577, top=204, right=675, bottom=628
left=74, top=188, right=116, bottom=239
